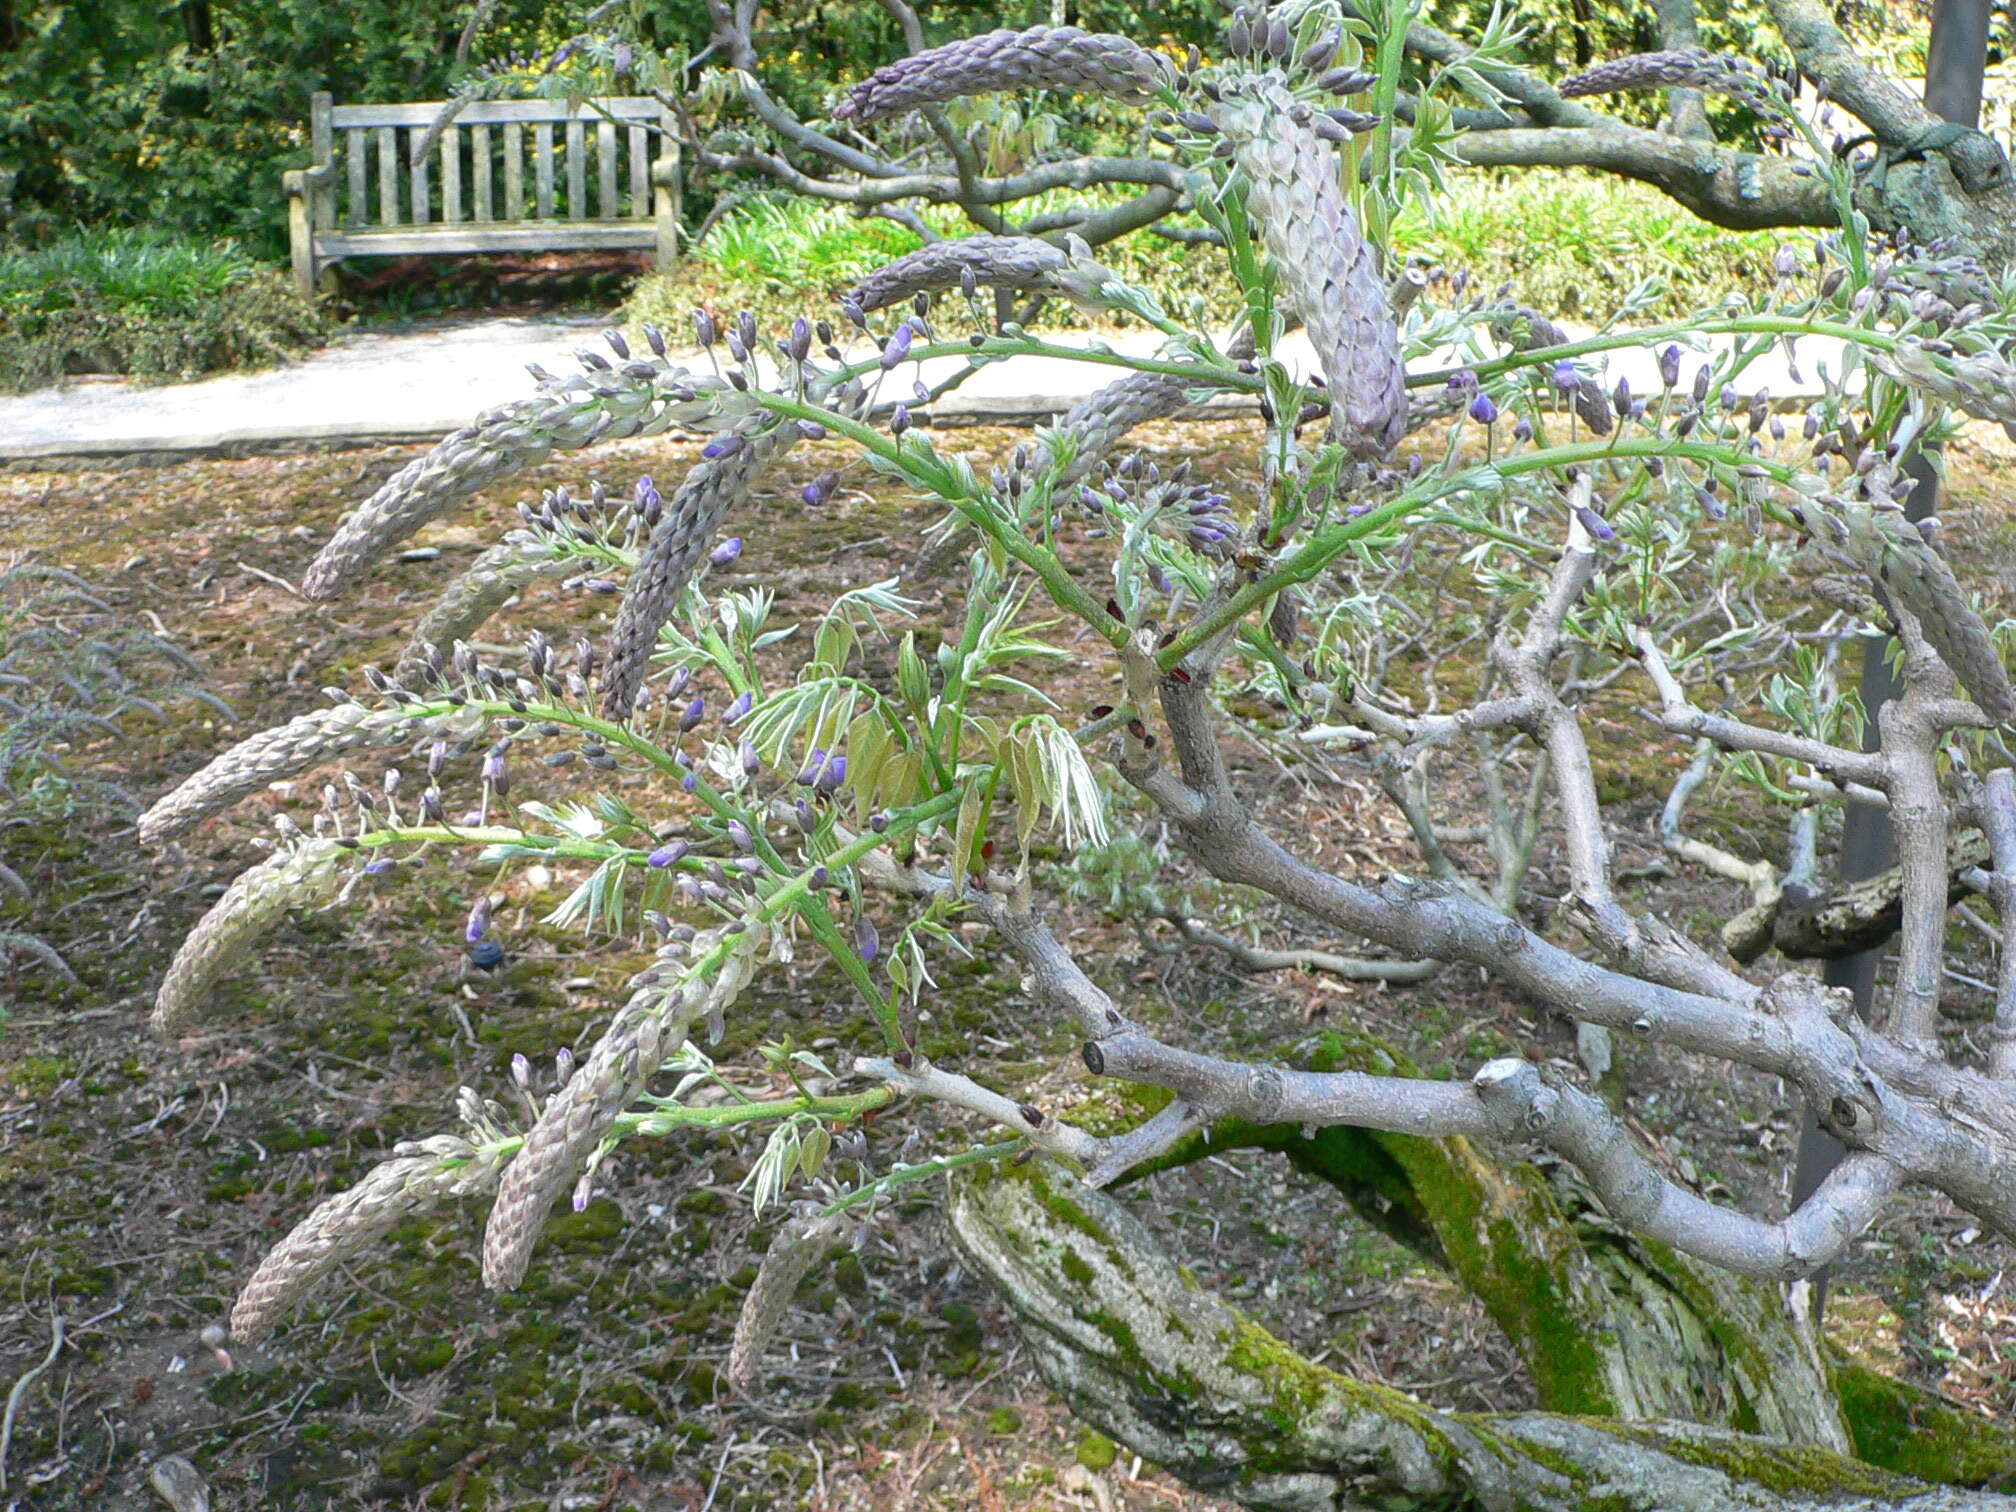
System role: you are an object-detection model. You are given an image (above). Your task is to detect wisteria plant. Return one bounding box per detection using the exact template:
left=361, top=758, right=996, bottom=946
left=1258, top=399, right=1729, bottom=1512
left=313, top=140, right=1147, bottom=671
left=147, top=4, right=2016, bottom=1506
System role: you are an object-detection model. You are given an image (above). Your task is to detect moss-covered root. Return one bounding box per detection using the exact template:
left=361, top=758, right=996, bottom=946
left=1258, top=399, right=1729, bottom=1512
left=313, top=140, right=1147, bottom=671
left=946, top=1161, right=2016, bottom=1512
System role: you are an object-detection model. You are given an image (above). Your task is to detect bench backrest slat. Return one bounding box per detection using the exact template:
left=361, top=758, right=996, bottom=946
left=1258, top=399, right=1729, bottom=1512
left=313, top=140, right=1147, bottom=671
left=471, top=123, right=493, bottom=223
left=329, top=96, right=661, bottom=128
left=564, top=120, right=586, bottom=219
left=503, top=122, right=526, bottom=220
left=534, top=122, right=556, bottom=218
left=345, top=128, right=367, bottom=227
left=409, top=127, right=431, bottom=224
left=377, top=127, right=398, bottom=225
left=597, top=119, right=618, bottom=218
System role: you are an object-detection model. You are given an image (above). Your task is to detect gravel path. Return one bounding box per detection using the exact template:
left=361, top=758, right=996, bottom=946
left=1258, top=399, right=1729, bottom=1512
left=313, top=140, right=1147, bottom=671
left=0, top=312, right=1839, bottom=465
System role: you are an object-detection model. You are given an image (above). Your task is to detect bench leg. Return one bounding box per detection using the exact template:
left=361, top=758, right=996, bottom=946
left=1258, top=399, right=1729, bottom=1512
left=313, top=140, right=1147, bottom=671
left=288, top=193, right=316, bottom=300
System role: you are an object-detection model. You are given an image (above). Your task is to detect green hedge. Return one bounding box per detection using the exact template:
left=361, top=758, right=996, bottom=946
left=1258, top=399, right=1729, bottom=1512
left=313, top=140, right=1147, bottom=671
left=0, top=228, right=326, bottom=392
left=627, top=170, right=1780, bottom=337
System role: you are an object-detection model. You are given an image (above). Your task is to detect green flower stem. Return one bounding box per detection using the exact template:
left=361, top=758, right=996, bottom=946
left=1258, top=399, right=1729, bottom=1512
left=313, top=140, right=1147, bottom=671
left=1161, top=436, right=1802, bottom=670
left=756, top=392, right=1126, bottom=650
left=449, top=1084, right=897, bottom=1176
left=817, top=1139, right=1024, bottom=1217
left=831, top=335, right=1255, bottom=395
left=1410, top=312, right=1900, bottom=391
left=350, top=824, right=634, bottom=865
left=797, top=893, right=905, bottom=1053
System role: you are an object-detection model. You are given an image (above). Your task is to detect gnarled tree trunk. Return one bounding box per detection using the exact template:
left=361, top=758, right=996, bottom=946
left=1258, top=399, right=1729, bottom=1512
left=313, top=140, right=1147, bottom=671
left=948, top=1160, right=2016, bottom=1512
left=1116, top=1029, right=1853, bottom=1445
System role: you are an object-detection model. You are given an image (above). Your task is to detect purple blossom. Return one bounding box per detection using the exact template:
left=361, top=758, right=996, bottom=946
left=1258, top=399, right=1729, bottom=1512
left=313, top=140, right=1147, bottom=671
left=1551, top=360, right=1579, bottom=391
left=725, top=691, right=753, bottom=723
left=853, top=915, right=880, bottom=964
left=465, top=896, right=493, bottom=944
left=647, top=840, right=689, bottom=868
left=1574, top=504, right=1616, bottom=541
left=740, top=740, right=761, bottom=774
left=678, top=697, right=706, bottom=732
left=1468, top=393, right=1498, bottom=425
left=728, top=820, right=756, bottom=854
left=879, top=323, right=914, bottom=370
left=710, top=537, right=743, bottom=567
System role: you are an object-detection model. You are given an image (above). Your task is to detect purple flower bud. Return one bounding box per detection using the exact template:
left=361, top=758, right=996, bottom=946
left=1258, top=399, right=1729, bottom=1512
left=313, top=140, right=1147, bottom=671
left=740, top=740, right=761, bottom=775
left=364, top=857, right=397, bottom=876
left=810, top=865, right=829, bottom=889
left=1468, top=393, right=1498, bottom=425
left=1551, top=359, right=1579, bottom=391
left=794, top=799, right=817, bottom=834
left=603, top=328, right=630, bottom=360
left=817, top=754, right=847, bottom=793
left=1574, top=504, right=1616, bottom=541
left=803, top=470, right=838, bottom=508
left=796, top=749, right=827, bottom=786
left=710, top=537, right=743, bottom=567
left=466, top=895, right=493, bottom=944
left=681, top=773, right=697, bottom=793
left=1659, top=344, right=1681, bottom=388
left=678, top=697, right=706, bottom=732
left=853, top=915, right=879, bottom=964
left=797, top=420, right=828, bottom=440
left=879, top=324, right=913, bottom=370
left=787, top=317, right=811, bottom=363
left=692, top=309, right=716, bottom=348
left=1513, top=417, right=1533, bottom=442
left=512, top=1051, right=533, bottom=1087
left=642, top=322, right=667, bottom=358
left=1694, top=485, right=1725, bottom=520
left=890, top=405, right=912, bottom=437
left=727, top=820, right=756, bottom=854
left=1692, top=365, right=1712, bottom=402
left=725, top=691, right=753, bottom=724
left=1612, top=376, right=1631, bottom=417
left=647, top=840, right=690, bottom=868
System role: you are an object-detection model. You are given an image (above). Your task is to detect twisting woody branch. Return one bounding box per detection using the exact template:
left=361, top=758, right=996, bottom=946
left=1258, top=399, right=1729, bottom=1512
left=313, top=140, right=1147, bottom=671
left=145, top=2, right=2016, bottom=1503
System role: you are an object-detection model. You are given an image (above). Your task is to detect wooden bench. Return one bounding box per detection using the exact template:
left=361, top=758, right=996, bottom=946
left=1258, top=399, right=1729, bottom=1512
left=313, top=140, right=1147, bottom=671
left=284, top=91, right=681, bottom=297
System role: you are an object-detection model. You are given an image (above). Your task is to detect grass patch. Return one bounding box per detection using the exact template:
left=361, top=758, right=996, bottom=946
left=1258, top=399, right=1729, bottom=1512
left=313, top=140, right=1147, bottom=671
left=628, top=169, right=1779, bottom=335
left=0, top=227, right=326, bottom=392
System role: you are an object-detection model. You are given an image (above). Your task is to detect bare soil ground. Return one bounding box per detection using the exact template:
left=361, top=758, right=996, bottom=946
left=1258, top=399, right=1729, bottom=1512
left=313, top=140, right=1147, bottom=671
left=1, top=416, right=2012, bottom=1511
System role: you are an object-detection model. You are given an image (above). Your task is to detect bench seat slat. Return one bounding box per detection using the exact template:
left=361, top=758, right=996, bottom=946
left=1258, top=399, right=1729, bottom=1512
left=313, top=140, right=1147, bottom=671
left=316, top=223, right=658, bottom=257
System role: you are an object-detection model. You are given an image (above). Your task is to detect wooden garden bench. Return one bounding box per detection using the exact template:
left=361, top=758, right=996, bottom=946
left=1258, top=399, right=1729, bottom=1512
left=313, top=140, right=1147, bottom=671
left=284, top=91, right=681, bottom=297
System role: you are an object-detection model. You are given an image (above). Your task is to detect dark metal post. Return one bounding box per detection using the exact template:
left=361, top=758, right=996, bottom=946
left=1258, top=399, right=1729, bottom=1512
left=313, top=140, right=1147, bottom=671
left=1789, top=0, right=1991, bottom=1310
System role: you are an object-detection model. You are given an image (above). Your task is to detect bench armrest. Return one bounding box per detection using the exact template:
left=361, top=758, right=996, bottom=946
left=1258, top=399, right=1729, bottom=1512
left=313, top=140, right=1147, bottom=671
left=283, top=164, right=335, bottom=197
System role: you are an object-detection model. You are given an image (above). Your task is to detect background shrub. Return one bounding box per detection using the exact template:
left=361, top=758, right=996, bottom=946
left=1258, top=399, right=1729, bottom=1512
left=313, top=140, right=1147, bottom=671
left=627, top=169, right=1779, bottom=335
left=0, top=228, right=327, bottom=391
